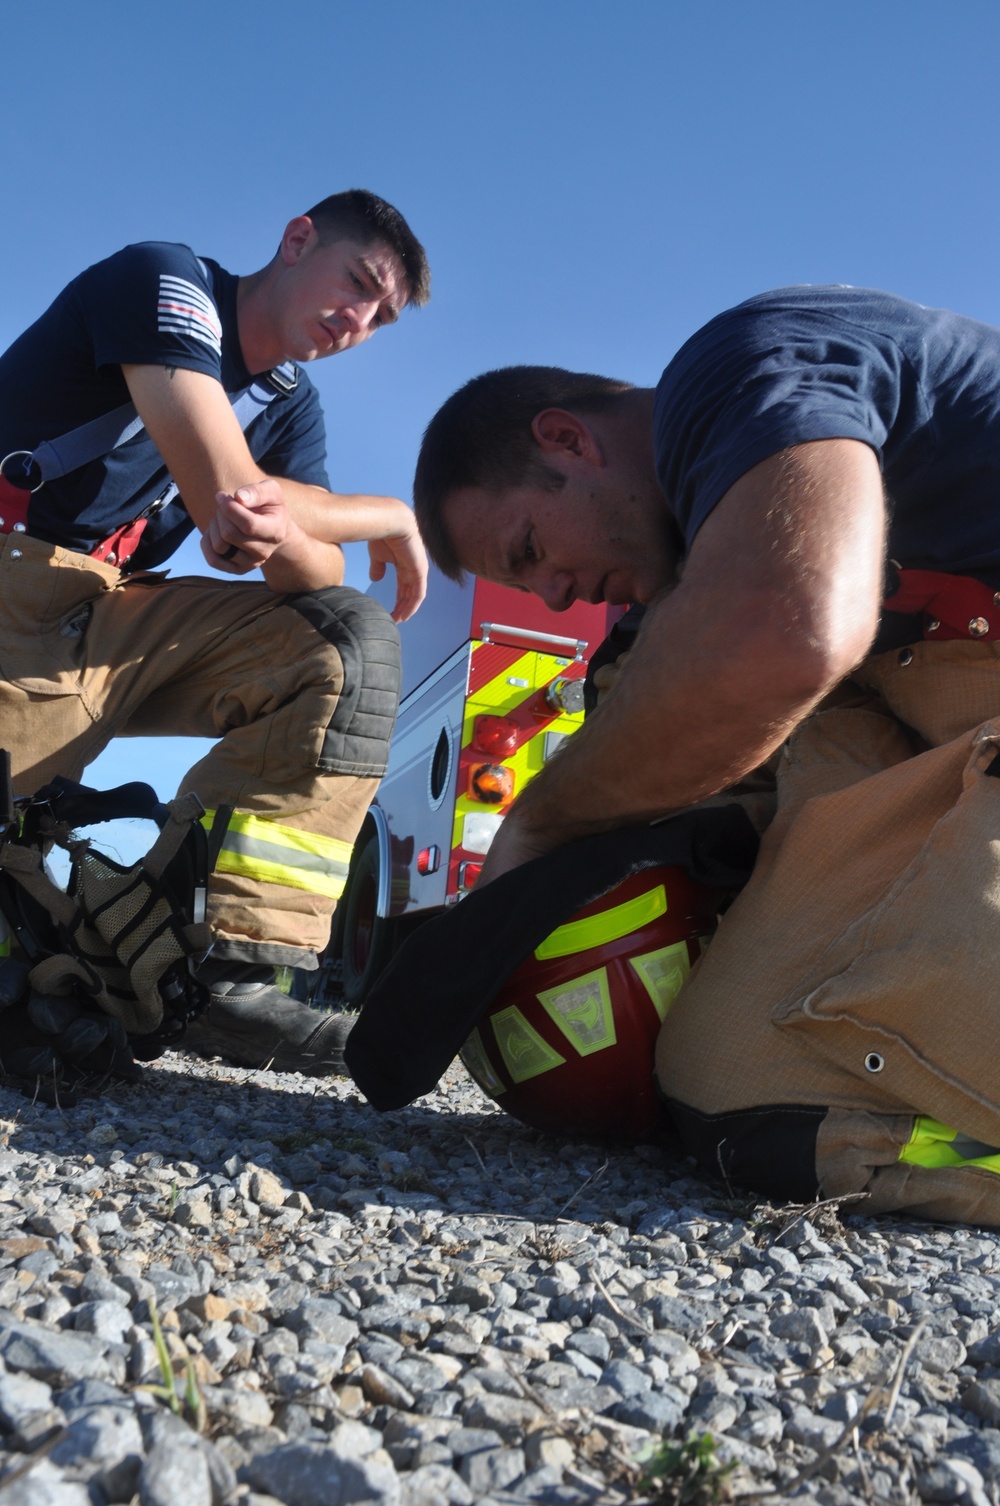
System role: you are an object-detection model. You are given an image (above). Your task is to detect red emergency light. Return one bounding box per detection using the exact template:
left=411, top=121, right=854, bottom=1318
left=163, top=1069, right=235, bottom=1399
left=472, top=715, right=520, bottom=759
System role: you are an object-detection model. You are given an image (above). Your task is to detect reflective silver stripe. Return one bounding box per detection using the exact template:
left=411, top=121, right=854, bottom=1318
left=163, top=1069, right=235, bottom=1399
left=219, top=831, right=351, bottom=879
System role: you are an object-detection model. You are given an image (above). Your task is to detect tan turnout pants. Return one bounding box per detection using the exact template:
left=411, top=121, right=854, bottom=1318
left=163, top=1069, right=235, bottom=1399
left=655, top=637, right=1000, bottom=1223
left=0, top=535, right=400, bottom=967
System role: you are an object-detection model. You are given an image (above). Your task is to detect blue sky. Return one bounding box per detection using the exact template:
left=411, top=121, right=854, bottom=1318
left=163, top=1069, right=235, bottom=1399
left=5, top=0, right=1000, bottom=826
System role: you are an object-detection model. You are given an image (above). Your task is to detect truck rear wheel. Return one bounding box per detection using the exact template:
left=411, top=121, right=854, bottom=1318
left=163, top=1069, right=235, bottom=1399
left=339, top=837, right=396, bottom=1007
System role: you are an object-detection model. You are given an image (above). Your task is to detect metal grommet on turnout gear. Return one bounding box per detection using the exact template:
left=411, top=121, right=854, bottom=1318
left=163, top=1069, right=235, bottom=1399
left=460, top=866, right=720, bottom=1139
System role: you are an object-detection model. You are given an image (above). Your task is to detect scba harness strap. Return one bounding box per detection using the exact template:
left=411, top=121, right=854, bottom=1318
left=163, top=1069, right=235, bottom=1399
left=0, top=755, right=213, bottom=1055
left=0, top=307, right=299, bottom=567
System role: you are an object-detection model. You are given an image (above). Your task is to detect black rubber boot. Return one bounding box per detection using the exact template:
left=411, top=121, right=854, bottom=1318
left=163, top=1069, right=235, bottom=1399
left=184, top=964, right=353, bottom=1075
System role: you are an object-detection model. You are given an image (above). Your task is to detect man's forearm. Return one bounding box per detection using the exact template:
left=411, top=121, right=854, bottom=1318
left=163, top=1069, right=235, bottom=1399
left=501, top=584, right=833, bottom=856
left=260, top=531, right=345, bottom=593
left=279, top=484, right=416, bottom=546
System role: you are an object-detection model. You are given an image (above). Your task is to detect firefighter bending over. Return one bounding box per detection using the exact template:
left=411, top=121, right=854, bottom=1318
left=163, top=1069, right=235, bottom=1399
left=411, top=286, right=1000, bottom=1224
left=0, top=190, right=430, bottom=1074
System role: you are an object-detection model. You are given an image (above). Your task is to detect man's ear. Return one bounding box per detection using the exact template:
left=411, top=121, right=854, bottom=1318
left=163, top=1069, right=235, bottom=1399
left=531, top=409, right=604, bottom=465
left=279, top=216, right=317, bottom=266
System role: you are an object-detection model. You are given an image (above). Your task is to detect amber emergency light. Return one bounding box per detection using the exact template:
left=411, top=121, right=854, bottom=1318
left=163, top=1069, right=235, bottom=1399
left=468, top=762, right=514, bottom=805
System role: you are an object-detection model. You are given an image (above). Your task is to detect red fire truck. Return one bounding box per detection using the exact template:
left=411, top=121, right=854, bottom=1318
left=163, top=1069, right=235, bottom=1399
left=327, top=569, right=617, bottom=1005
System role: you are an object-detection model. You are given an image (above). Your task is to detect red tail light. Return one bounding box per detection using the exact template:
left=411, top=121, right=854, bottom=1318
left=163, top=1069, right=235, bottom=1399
left=416, top=846, right=441, bottom=875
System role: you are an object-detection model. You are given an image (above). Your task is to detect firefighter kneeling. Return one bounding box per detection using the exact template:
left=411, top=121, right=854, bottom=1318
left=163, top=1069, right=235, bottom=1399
left=461, top=866, right=720, bottom=1139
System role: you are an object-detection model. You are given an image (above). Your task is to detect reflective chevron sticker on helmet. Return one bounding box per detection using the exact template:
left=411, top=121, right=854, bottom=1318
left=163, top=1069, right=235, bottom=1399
left=537, top=967, right=616, bottom=1056
left=460, top=1026, right=507, bottom=1097
left=629, top=940, right=693, bottom=1022
left=490, top=1005, right=566, bottom=1082
left=534, top=883, right=668, bottom=961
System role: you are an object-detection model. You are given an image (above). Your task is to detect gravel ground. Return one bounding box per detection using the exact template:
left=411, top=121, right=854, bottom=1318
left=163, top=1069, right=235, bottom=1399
left=0, top=1043, right=996, bottom=1506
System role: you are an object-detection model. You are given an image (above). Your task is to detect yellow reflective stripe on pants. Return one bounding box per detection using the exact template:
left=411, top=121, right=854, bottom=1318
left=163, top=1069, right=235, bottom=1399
left=899, top=1115, right=1000, bottom=1174
left=201, top=810, right=353, bottom=901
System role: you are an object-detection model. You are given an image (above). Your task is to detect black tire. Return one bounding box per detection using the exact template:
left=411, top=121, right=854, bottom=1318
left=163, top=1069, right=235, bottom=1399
left=339, top=837, right=396, bottom=1007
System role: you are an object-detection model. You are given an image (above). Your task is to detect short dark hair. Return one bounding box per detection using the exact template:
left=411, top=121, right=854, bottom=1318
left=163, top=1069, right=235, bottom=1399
left=303, top=189, right=430, bottom=308
left=413, top=365, right=633, bottom=579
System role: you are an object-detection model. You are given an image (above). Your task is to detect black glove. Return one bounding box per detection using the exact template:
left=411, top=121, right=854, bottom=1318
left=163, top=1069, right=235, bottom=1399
left=0, top=957, right=142, bottom=1099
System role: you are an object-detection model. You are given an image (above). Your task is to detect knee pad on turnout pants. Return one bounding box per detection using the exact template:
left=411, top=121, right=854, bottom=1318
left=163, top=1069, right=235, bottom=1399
left=287, top=586, right=402, bottom=778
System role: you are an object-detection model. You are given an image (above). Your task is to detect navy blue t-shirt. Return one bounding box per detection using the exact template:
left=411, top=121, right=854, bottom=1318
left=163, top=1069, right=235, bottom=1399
left=654, top=286, right=1000, bottom=611
left=0, top=242, right=330, bottom=569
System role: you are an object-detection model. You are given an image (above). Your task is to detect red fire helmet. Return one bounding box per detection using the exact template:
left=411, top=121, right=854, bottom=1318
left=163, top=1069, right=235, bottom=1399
left=460, top=866, right=720, bottom=1139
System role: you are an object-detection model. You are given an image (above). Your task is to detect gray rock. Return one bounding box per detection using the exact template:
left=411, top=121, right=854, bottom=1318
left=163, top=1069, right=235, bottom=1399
left=458, top=1444, right=526, bottom=1495
left=54, top=1378, right=125, bottom=1415
left=361, top=1362, right=415, bottom=1409
left=0, top=1320, right=114, bottom=1383
left=946, top=1427, right=1000, bottom=1486
left=462, top=1393, right=545, bottom=1436
left=447, top=1425, right=505, bottom=1456
left=450, top=1281, right=494, bottom=1312
left=145, top=1264, right=199, bottom=1312
left=715, top=1434, right=777, bottom=1472
left=601, top=1358, right=652, bottom=1398
left=0, top=1370, right=53, bottom=1427
left=732, top=1403, right=784, bottom=1447
left=264, top=1281, right=312, bottom=1319
left=281, top=1300, right=359, bottom=1346
left=0, top=1459, right=93, bottom=1505
left=961, top=1379, right=1000, bottom=1426
left=71, top=1300, right=132, bottom=1344
left=405, top=1463, right=475, bottom=1505
left=240, top=1441, right=401, bottom=1505
left=783, top=1403, right=844, bottom=1450
left=49, top=1403, right=144, bottom=1500
left=642, top=1331, right=701, bottom=1376
left=643, top=1294, right=711, bottom=1337
left=10, top=1406, right=67, bottom=1451
left=560, top=1348, right=603, bottom=1381
left=612, top=1392, right=685, bottom=1432
left=564, top=1329, right=610, bottom=1364
left=140, top=1408, right=238, bottom=1506
left=688, top=1392, right=741, bottom=1433
left=202, top=1384, right=275, bottom=1430
left=77, top=1271, right=129, bottom=1306
left=918, top=1458, right=991, bottom=1506
left=917, top=1335, right=968, bottom=1376
left=140, top=1439, right=214, bottom=1506
left=770, top=1307, right=829, bottom=1347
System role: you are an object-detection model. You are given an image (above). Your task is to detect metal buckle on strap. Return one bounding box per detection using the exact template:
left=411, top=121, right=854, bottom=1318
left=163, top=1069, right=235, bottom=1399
left=266, top=362, right=298, bottom=395
left=0, top=451, right=43, bottom=494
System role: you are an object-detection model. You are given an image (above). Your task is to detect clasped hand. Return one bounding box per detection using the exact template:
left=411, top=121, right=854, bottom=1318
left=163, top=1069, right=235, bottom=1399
left=202, top=479, right=293, bottom=573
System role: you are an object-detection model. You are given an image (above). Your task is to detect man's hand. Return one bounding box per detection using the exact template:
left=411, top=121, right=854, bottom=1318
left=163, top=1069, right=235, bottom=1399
left=367, top=518, right=428, bottom=622
left=200, top=480, right=345, bottom=592
left=475, top=814, right=553, bottom=887
left=202, top=480, right=293, bottom=573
